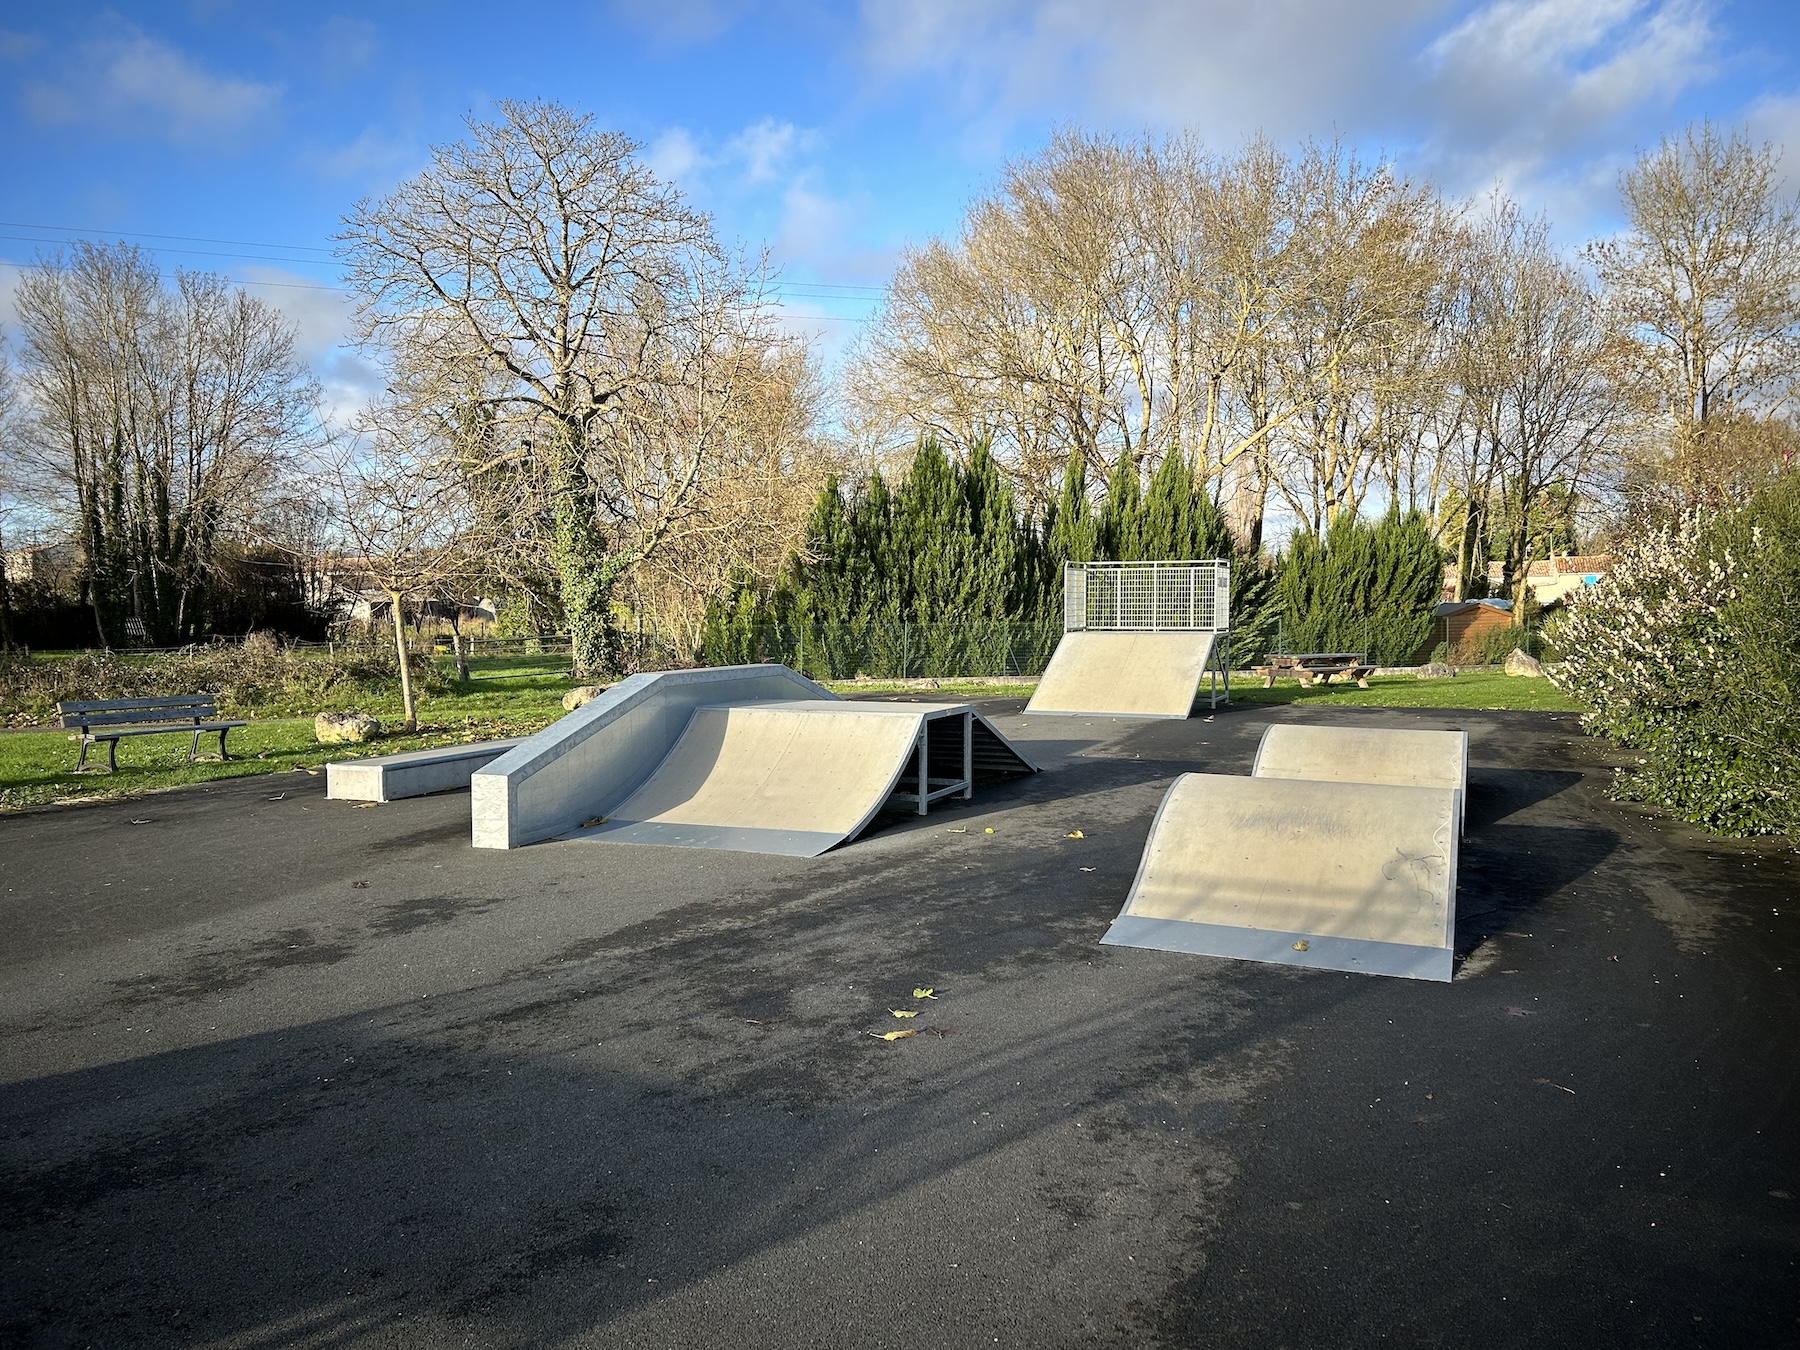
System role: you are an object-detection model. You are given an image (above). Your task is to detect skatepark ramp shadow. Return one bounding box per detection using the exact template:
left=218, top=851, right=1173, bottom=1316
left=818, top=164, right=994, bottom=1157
left=471, top=665, right=1036, bottom=855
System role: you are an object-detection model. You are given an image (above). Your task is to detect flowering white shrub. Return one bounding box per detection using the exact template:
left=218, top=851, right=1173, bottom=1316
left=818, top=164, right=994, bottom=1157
left=1551, top=498, right=1797, bottom=839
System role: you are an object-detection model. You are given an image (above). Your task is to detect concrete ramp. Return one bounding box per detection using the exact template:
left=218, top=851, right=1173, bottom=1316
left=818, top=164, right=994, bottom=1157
left=472, top=665, right=1035, bottom=853
left=1025, top=631, right=1224, bottom=719
left=1253, top=724, right=1467, bottom=832
left=1102, top=773, right=1459, bottom=981
left=576, top=701, right=1034, bottom=856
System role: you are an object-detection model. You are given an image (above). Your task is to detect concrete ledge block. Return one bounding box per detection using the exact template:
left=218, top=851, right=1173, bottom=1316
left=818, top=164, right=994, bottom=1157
left=326, top=739, right=524, bottom=802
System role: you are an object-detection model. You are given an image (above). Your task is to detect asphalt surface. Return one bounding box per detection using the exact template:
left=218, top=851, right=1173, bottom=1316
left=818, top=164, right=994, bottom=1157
left=0, top=698, right=1796, bottom=1349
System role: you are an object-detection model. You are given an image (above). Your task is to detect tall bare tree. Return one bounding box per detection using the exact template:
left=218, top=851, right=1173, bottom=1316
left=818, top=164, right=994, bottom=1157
left=1588, top=122, right=1800, bottom=506
left=340, top=100, right=786, bottom=676
left=12, top=243, right=318, bottom=646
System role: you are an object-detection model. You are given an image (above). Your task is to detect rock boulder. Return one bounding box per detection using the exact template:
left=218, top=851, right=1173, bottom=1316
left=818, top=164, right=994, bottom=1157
left=315, top=711, right=381, bottom=744
left=1504, top=649, right=1545, bottom=678
left=562, top=684, right=610, bottom=712
left=1416, top=662, right=1456, bottom=679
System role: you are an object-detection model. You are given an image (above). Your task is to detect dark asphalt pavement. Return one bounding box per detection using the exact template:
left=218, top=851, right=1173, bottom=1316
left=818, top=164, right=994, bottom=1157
left=1, top=700, right=1796, bottom=1348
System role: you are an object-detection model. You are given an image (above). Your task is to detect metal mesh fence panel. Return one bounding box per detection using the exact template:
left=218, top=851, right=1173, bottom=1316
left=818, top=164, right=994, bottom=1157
left=1064, top=561, right=1230, bottom=631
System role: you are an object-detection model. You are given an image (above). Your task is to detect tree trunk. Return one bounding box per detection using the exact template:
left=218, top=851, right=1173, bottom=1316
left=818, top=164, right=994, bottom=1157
left=449, top=611, right=470, bottom=682
left=553, top=470, right=617, bottom=678
left=388, top=591, right=417, bottom=732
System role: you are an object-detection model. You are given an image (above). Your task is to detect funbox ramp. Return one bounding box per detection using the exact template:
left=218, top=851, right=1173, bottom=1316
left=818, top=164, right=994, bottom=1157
left=471, top=665, right=1035, bottom=854
left=1025, top=630, right=1224, bottom=719
left=1101, top=773, right=1460, bottom=981
left=1252, top=724, right=1468, bottom=834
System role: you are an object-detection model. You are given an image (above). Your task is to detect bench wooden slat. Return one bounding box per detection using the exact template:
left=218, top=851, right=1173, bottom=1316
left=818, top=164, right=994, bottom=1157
left=61, top=707, right=222, bottom=729
left=98, top=721, right=245, bottom=738
left=57, top=695, right=214, bottom=714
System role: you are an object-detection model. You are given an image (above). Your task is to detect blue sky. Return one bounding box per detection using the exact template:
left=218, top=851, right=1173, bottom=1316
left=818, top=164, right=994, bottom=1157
left=1, top=0, right=1797, bottom=416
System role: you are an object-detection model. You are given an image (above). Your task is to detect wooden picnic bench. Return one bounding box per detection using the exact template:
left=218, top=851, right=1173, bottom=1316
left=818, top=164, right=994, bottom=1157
left=1252, top=653, right=1377, bottom=690
left=57, top=695, right=247, bottom=773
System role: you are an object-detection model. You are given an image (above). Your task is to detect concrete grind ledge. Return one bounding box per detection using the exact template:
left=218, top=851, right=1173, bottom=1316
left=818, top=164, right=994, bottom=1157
left=326, top=739, right=523, bottom=803
left=470, top=664, right=835, bottom=850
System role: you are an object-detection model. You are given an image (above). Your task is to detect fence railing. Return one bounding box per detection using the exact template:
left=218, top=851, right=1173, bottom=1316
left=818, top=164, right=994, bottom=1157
left=1064, top=560, right=1231, bottom=632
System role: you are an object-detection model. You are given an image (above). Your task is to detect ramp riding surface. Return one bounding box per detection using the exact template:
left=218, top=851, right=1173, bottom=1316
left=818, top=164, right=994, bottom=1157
left=572, top=701, right=1033, bottom=856
left=1252, top=723, right=1469, bottom=832
left=1103, top=772, right=1460, bottom=981
left=1024, top=630, right=1222, bottom=719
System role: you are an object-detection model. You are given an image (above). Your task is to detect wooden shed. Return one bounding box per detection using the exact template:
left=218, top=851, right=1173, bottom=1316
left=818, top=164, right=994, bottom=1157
left=1413, top=600, right=1515, bottom=664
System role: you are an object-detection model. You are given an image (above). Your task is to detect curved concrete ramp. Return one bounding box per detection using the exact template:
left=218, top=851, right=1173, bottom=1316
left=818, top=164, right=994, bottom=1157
left=575, top=701, right=1034, bottom=856
left=1102, top=773, right=1459, bottom=981
left=1025, top=631, right=1223, bottom=719
left=1253, top=724, right=1467, bottom=832
left=471, top=665, right=1036, bottom=853
left=472, top=665, right=835, bottom=850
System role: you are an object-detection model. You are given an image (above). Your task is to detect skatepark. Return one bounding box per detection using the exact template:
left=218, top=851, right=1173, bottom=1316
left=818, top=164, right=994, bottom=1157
left=3, top=685, right=1797, bottom=1347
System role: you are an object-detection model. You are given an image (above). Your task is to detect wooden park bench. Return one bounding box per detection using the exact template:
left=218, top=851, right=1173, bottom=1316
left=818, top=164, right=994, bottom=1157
left=57, top=695, right=247, bottom=773
left=1252, top=653, right=1377, bottom=690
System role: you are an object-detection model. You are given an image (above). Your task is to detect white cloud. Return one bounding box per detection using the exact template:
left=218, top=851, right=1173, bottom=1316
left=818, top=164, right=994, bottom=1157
left=725, top=118, right=816, bottom=185
left=1746, top=89, right=1800, bottom=189
left=310, top=125, right=421, bottom=182
left=859, top=0, right=1443, bottom=146
left=1419, top=0, right=1719, bottom=193
left=646, top=126, right=707, bottom=183
left=237, top=268, right=378, bottom=431
left=21, top=19, right=281, bottom=149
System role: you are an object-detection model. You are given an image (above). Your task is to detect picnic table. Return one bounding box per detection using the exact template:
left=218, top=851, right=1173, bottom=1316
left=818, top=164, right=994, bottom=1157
left=1252, top=652, right=1376, bottom=690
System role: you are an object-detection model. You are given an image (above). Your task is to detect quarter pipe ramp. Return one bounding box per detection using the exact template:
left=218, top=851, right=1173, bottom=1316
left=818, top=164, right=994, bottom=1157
left=472, top=666, right=1036, bottom=854
left=1025, top=630, right=1225, bottom=719
left=1101, top=772, right=1460, bottom=981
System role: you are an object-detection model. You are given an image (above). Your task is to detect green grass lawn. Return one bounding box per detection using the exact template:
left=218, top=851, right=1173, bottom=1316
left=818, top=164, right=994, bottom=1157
left=1225, top=668, right=1579, bottom=712
left=0, top=653, right=574, bottom=812
left=0, top=657, right=1578, bottom=811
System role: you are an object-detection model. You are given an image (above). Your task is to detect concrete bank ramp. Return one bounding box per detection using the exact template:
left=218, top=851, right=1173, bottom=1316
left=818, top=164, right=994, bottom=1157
left=1253, top=724, right=1468, bottom=832
left=1025, top=631, right=1223, bottom=719
left=472, top=665, right=1035, bottom=854
left=1102, top=773, right=1460, bottom=981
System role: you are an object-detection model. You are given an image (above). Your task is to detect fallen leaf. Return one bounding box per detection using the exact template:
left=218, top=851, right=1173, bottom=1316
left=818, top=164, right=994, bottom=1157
left=946, top=827, right=967, bottom=834
left=871, top=1029, right=917, bottom=1042
left=1078, top=866, right=1096, bottom=873
left=983, top=827, right=995, bottom=835
left=266, top=793, right=286, bottom=801
left=352, top=802, right=379, bottom=809
left=890, top=1009, right=919, bottom=1019
left=129, top=818, right=150, bottom=825
left=352, top=880, right=369, bottom=889
left=580, top=816, right=609, bottom=828
left=1292, top=940, right=1309, bottom=952
left=1065, top=830, right=1085, bottom=839
left=912, top=987, right=938, bottom=1000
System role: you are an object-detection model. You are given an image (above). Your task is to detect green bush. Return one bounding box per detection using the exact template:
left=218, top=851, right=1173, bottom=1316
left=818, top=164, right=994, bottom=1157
left=1550, top=477, right=1800, bottom=842
left=1275, top=511, right=1444, bottom=664
left=0, top=634, right=447, bottom=727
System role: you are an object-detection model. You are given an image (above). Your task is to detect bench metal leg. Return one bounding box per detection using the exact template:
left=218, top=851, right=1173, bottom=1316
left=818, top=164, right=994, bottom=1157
left=962, top=711, right=973, bottom=800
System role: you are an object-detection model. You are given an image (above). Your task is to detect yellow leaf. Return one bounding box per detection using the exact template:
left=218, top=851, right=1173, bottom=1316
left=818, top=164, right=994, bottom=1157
left=1292, top=940, right=1310, bottom=952
left=983, top=827, right=995, bottom=834
left=1065, top=830, right=1085, bottom=839
left=872, top=1029, right=917, bottom=1042
left=890, top=1009, right=919, bottom=1018
left=352, top=802, right=379, bottom=809
left=912, top=987, right=937, bottom=1000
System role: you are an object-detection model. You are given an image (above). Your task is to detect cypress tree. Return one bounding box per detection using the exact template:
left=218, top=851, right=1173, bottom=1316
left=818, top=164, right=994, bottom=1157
left=1097, top=453, right=1143, bottom=561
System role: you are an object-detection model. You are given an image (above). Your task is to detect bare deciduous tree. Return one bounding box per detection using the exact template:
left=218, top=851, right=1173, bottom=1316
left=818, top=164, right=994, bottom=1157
left=12, top=242, right=318, bottom=645
left=1588, top=122, right=1800, bottom=506
left=340, top=100, right=792, bottom=676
